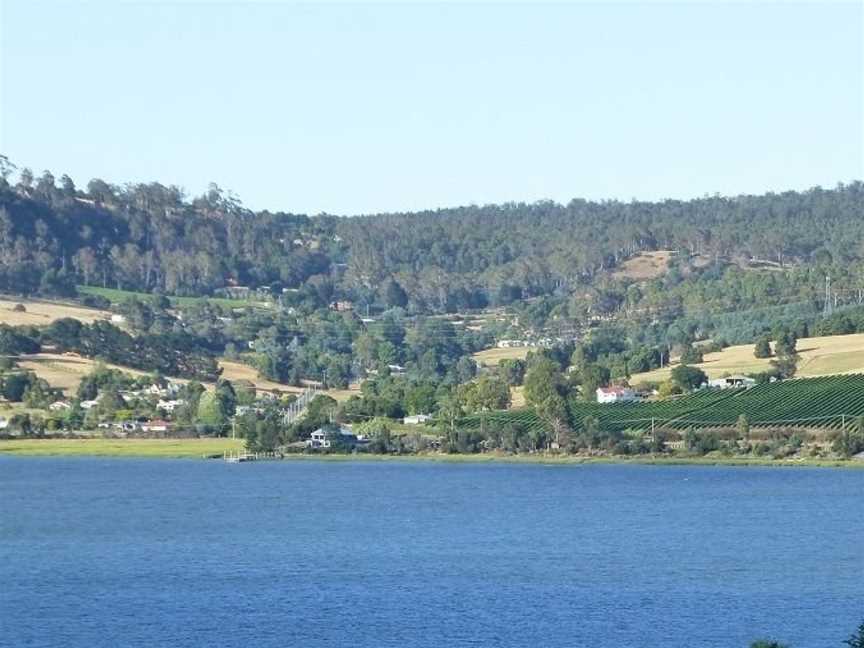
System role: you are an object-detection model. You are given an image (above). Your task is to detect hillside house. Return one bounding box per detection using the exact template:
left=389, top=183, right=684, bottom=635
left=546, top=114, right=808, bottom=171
left=141, top=383, right=177, bottom=398
left=708, top=375, right=756, bottom=389
left=596, top=386, right=637, bottom=404
left=403, top=414, right=431, bottom=425
left=157, top=399, right=185, bottom=412
left=306, top=426, right=357, bottom=449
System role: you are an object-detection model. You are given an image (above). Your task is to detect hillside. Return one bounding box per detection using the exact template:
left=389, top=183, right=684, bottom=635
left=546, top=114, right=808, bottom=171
left=629, top=333, right=864, bottom=384
left=1, top=170, right=862, bottom=316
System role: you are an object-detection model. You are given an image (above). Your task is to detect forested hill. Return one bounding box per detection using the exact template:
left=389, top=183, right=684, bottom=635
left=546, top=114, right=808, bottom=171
left=0, top=161, right=862, bottom=312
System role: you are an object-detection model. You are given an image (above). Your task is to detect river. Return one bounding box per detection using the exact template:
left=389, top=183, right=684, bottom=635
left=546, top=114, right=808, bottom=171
left=1, top=458, right=861, bottom=647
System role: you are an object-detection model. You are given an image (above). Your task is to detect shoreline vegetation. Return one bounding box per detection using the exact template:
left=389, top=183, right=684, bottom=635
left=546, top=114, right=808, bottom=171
left=1, top=438, right=861, bottom=467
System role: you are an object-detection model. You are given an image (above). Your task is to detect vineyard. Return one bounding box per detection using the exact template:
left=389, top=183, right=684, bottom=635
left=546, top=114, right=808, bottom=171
left=456, top=374, right=864, bottom=435
left=672, top=373, right=864, bottom=430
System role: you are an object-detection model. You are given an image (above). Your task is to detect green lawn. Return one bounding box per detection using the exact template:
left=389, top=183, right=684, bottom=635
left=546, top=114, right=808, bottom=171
left=0, top=437, right=244, bottom=458
left=77, top=285, right=269, bottom=310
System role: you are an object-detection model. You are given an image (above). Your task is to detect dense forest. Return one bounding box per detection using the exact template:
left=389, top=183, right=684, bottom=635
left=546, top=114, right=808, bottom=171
left=1, top=157, right=862, bottom=320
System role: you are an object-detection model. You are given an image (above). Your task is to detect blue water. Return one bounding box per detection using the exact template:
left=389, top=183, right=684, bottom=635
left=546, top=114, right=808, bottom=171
left=0, top=459, right=861, bottom=647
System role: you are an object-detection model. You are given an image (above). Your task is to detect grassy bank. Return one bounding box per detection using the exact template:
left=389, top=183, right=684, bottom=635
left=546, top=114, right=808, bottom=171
left=1, top=438, right=860, bottom=467
left=77, top=285, right=268, bottom=310
left=0, top=438, right=244, bottom=458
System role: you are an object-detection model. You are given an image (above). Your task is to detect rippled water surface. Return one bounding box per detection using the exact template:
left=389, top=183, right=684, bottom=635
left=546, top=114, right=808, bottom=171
left=1, top=458, right=862, bottom=647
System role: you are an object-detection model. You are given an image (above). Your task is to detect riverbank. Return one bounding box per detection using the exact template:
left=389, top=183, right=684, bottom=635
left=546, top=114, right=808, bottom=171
left=1, top=438, right=861, bottom=467
left=0, top=438, right=245, bottom=458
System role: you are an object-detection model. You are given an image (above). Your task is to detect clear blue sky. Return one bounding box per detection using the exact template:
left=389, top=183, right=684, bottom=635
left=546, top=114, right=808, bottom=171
left=1, top=1, right=862, bottom=215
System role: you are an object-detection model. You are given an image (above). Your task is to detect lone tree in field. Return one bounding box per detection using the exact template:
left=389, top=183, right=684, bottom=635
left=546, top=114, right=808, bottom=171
left=670, top=365, right=707, bottom=392
left=754, top=335, right=772, bottom=359
left=769, top=328, right=800, bottom=379
left=774, top=329, right=797, bottom=356
left=771, top=348, right=799, bottom=379
left=679, top=342, right=703, bottom=364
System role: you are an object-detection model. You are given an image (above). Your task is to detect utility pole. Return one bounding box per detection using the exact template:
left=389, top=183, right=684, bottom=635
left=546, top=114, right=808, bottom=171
left=823, top=275, right=833, bottom=317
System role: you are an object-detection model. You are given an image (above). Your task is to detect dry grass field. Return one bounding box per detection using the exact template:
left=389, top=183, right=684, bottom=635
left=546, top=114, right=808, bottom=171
left=15, top=352, right=361, bottom=402
left=611, top=251, right=673, bottom=281
left=0, top=298, right=111, bottom=326
left=510, top=385, right=526, bottom=408
left=217, top=360, right=359, bottom=400
left=217, top=359, right=304, bottom=393
left=16, top=353, right=152, bottom=394
left=322, top=386, right=362, bottom=403
left=473, top=346, right=530, bottom=367
left=0, top=437, right=244, bottom=458
left=629, top=332, right=864, bottom=385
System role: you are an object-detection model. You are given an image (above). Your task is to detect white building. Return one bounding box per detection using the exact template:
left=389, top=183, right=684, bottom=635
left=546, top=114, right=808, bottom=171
left=596, top=386, right=637, bottom=404
left=403, top=414, right=431, bottom=425
left=141, top=420, right=171, bottom=433
left=307, top=429, right=331, bottom=449
left=496, top=339, right=525, bottom=349
left=306, top=426, right=356, bottom=449
left=157, top=399, right=185, bottom=412
left=49, top=401, right=71, bottom=411
left=708, top=375, right=756, bottom=389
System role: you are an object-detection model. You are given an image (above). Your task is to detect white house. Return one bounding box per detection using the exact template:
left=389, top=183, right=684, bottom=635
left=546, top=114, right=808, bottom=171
left=0, top=417, right=7, bottom=430
left=49, top=401, right=71, bottom=411
left=110, top=314, right=126, bottom=324
left=708, top=375, right=756, bottom=390
left=403, top=414, right=431, bottom=425
left=596, top=386, right=637, bottom=404
left=157, top=399, right=185, bottom=412
left=307, top=429, right=331, bottom=449
left=80, top=400, right=98, bottom=410
left=306, top=426, right=356, bottom=449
